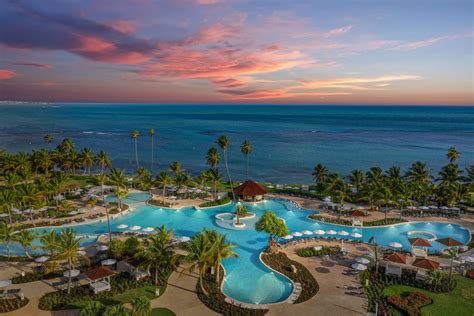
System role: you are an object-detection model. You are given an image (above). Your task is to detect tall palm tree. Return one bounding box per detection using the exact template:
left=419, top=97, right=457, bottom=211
left=174, top=173, right=192, bottom=192
left=368, top=236, right=382, bottom=274
left=80, top=148, right=95, bottom=174
left=464, top=165, right=474, bottom=184
left=205, top=168, right=222, bottom=201
left=95, top=174, right=112, bottom=242
left=131, top=296, right=151, bottom=316
left=312, top=164, right=328, bottom=189
left=116, top=189, right=129, bottom=211
left=0, top=189, right=16, bottom=225
left=240, top=140, right=252, bottom=179
left=50, top=172, right=69, bottom=210
left=386, top=166, right=401, bottom=181
left=348, top=169, right=364, bottom=193
left=54, top=229, right=84, bottom=294
left=37, top=149, right=53, bottom=175
left=366, top=167, right=384, bottom=185
left=206, top=148, right=220, bottom=168
left=207, top=232, right=238, bottom=282
left=183, top=232, right=212, bottom=294
left=405, top=161, right=430, bottom=185
left=0, top=222, right=16, bottom=258
left=216, top=135, right=236, bottom=202
left=447, top=147, right=460, bottom=162
left=17, top=183, right=39, bottom=225
left=40, top=230, right=59, bottom=257
left=438, top=163, right=462, bottom=186
left=149, top=128, right=155, bottom=173
left=95, top=150, right=112, bottom=174
left=135, top=226, right=179, bottom=285
left=156, top=172, right=173, bottom=204
left=13, top=229, right=38, bottom=259
left=446, top=247, right=458, bottom=281
left=169, top=161, right=182, bottom=176
left=131, top=130, right=140, bottom=169
left=109, top=168, right=127, bottom=192
left=43, top=134, right=55, bottom=148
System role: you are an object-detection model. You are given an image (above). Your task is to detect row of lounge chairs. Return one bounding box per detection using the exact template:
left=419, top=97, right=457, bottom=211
left=402, top=210, right=460, bottom=218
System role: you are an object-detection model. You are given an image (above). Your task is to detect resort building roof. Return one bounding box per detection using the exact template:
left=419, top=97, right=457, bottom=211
left=412, top=258, right=440, bottom=270
left=409, top=238, right=432, bottom=247
left=350, top=210, right=366, bottom=217
left=233, top=180, right=268, bottom=197
left=83, top=266, right=116, bottom=281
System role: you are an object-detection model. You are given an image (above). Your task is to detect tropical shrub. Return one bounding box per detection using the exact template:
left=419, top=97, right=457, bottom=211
left=387, top=291, right=432, bottom=316
left=199, top=197, right=230, bottom=208
left=12, top=270, right=62, bottom=284
left=0, top=297, right=29, bottom=313
left=109, top=239, right=125, bottom=259
left=124, top=236, right=142, bottom=257
left=236, top=204, right=249, bottom=217
left=296, top=245, right=341, bottom=257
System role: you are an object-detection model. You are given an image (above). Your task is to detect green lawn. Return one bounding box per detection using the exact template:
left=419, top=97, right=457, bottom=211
left=383, top=275, right=474, bottom=316
left=150, top=308, right=176, bottom=316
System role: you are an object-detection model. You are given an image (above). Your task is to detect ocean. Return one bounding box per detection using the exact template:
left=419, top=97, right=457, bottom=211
left=0, top=104, right=473, bottom=183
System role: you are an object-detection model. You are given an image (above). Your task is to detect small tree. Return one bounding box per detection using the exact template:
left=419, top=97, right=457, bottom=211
left=109, top=239, right=125, bottom=259
left=80, top=301, right=104, bottom=316
left=131, top=296, right=151, bottom=316
left=255, top=211, right=288, bottom=250
left=236, top=204, right=248, bottom=218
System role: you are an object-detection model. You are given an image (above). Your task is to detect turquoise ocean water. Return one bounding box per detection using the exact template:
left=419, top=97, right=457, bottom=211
left=0, top=104, right=473, bottom=182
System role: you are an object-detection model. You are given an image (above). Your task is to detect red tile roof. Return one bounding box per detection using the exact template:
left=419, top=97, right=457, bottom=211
left=83, top=266, right=116, bottom=280
left=436, top=237, right=462, bottom=247
left=351, top=210, right=366, bottom=217
left=409, top=238, right=432, bottom=247
left=385, top=252, right=407, bottom=264
left=412, top=258, right=440, bottom=270
left=233, top=180, right=267, bottom=196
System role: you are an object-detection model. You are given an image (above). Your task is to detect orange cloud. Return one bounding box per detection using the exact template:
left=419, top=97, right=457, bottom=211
left=300, top=75, right=421, bottom=90
left=0, top=69, right=16, bottom=80
left=219, top=87, right=350, bottom=100
left=73, top=34, right=115, bottom=53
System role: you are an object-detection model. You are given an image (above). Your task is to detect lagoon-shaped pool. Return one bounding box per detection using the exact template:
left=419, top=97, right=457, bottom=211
left=1, top=195, right=470, bottom=305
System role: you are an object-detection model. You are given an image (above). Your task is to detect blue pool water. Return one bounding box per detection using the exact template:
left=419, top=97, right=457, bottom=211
left=1, top=195, right=470, bottom=304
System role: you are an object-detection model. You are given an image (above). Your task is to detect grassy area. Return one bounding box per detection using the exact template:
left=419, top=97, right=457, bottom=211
left=383, top=275, right=474, bottom=316
left=150, top=308, right=176, bottom=316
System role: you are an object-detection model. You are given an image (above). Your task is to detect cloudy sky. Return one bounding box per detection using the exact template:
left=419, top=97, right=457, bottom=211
left=0, top=0, right=472, bottom=104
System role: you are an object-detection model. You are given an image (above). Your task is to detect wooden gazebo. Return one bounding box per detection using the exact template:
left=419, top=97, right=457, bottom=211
left=83, top=266, right=116, bottom=294
left=233, top=180, right=267, bottom=202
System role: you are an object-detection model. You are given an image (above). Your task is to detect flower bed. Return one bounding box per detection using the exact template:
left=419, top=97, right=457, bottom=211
left=387, top=291, right=432, bottom=316
left=39, top=273, right=154, bottom=310
left=296, top=245, right=341, bottom=257
left=199, top=197, right=231, bottom=208
left=0, top=297, right=29, bottom=313
left=12, top=270, right=63, bottom=284
left=196, top=267, right=268, bottom=316
left=261, top=252, right=318, bottom=303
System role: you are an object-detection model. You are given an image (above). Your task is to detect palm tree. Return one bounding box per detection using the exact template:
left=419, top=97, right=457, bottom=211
left=169, top=161, right=182, bottom=176
left=206, top=148, right=220, bottom=168
left=50, top=172, right=69, bottom=210
left=43, top=134, right=55, bottom=148
left=348, top=169, right=364, bottom=193
left=0, top=189, right=16, bottom=225
left=240, top=140, right=252, bottom=179
left=174, top=173, right=192, bottom=192
left=208, top=232, right=238, bottom=282
left=104, top=304, right=128, bottom=316
left=95, top=174, right=112, bottom=242
left=446, top=247, right=458, bottom=281
left=17, top=183, right=39, bottom=225
left=447, top=147, right=460, bottom=162
left=0, top=222, right=16, bottom=258
left=116, top=189, right=129, bottom=211
left=80, top=148, right=95, bottom=174
left=438, top=163, right=462, bottom=186
left=13, top=229, right=38, bottom=259
left=156, top=172, right=174, bottom=203
left=54, top=229, right=84, bottom=294
left=131, top=130, right=140, bottom=169
left=40, top=230, right=59, bottom=257
left=149, top=128, right=155, bottom=173
left=368, top=236, right=382, bottom=274
left=464, top=165, right=474, bottom=184
left=386, top=166, right=401, bottom=181
left=131, top=296, right=151, bottom=316
left=366, top=167, right=384, bottom=185
left=95, top=150, right=112, bottom=174
left=406, top=161, right=430, bottom=185
left=216, top=135, right=236, bottom=202
left=109, top=168, right=127, bottom=192
left=312, top=164, right=328, bottom=189
left=205, top=168, right=222, bottom=201
left=135, top=226, right=180, bottom=285
left=183, top=232, right=212, bottom=294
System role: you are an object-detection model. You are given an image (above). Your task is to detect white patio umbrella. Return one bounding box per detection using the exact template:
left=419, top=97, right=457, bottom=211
left=101, top=259, right=117, bottom=266
left=34, top=256, right=50, bottom=263
left=351, top=232, right=362, bottom=238
left=117, top=224, right=128, bottom=229
left=292, top=232, right=303, bottom=237
left=314, top=230, right=326, bottom=235
left=96, top=245, right=109, bottom=251
left=326, top=230, right=337, bottom=235
left=178, top=236, right=191, bottom=242
left=63, top=269, right=80, bottom=278
left=313, top=246, right=323, bottom=251
left=142, top=227, right=154, bottom=232
left=130, top=225, right=141, bottom=231
left=351, top=263, right=367, bottom=271
left=303, top=230, right=313, bottom=235
left=338, top=231, right=349, bottom=236
left=0, top=280, right=12, bottom=287
left=283, top=235, right=293, bottom=240
left=388, top=242, right=403, bottom=249
left=355, top=257, right=370, bottom=264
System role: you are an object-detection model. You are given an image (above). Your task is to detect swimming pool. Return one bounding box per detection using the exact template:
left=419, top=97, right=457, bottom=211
left=1, top=195, right=470, bottom=304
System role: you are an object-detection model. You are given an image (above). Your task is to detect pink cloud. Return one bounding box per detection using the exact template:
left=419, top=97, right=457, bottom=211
left=108, top=20, right=137, bottom=34
left=196, top=0, right=222, bottom=4
left=324, top=25, right=353, bottom=38
left=0, top=69, right=16, bottom=80
left=13, top=62, right=52, bottom=69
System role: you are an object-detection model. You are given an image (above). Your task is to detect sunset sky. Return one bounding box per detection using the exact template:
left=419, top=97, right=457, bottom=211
left=1, top=0, right=473, bottom=105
